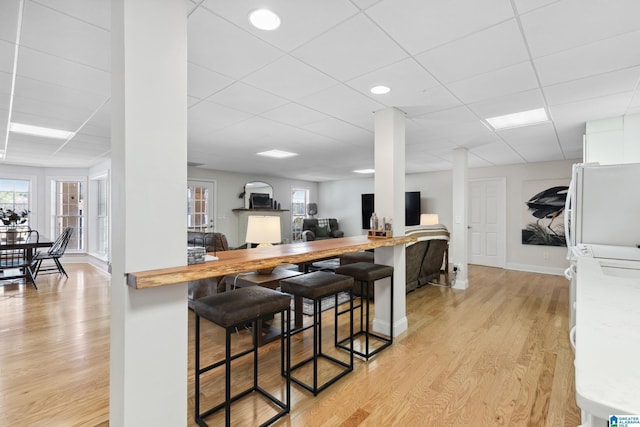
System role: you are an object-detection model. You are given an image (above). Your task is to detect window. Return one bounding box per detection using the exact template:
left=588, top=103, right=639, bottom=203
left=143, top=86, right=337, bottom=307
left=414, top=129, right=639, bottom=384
left=0, top=179, right=30, bottom=225
left=291, top=188, right=308, bottom=241
left=89, top=174, right=109, bottom=259
left=54, top=180, right=84, bottom=251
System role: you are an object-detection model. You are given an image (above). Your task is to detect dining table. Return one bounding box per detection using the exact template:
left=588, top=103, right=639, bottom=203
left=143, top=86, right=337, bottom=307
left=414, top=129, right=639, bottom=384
left=0, top=236, right=54, bottom=284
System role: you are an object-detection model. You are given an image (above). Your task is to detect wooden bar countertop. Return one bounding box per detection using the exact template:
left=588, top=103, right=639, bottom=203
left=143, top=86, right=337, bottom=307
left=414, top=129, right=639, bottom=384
left=126, top=235, right=416, bottom=289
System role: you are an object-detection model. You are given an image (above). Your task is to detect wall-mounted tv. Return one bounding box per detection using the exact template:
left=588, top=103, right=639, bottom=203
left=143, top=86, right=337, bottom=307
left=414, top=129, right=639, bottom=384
left=250, top=192, right=272, bottom=209
left=361, top=192, right=422, bottom=229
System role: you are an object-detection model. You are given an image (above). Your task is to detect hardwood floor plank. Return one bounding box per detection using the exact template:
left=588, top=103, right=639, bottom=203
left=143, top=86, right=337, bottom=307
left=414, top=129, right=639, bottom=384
left=0, top=264, right=580, bottom=426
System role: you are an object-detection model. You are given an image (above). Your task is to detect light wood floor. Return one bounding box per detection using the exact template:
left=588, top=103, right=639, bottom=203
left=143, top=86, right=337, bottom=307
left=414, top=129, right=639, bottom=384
left=0, top=264, right=580, bottom=426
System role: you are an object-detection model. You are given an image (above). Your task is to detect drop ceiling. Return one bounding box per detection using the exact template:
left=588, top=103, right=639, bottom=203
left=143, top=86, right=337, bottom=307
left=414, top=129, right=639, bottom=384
left=1, top=0, right=640, bottom=181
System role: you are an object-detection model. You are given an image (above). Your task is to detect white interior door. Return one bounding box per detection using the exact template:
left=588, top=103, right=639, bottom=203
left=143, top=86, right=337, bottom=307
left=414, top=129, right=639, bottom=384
left=468, top=178, right=506, bottom=268
left=187, top=180, right=216, bottom=231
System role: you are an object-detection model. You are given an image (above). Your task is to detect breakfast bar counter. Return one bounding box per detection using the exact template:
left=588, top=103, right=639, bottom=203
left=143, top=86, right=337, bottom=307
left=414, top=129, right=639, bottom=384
left=127, top=235, right=416, bottom=289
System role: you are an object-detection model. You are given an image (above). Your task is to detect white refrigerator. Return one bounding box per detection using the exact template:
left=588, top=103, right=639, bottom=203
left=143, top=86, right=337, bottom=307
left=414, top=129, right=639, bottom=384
left=564, top=162, right=640, bottom=427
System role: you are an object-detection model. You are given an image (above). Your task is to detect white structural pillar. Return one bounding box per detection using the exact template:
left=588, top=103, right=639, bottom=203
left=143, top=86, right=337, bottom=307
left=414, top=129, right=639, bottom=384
left=451, top=148, right=469, bottom=289
left=110, top=0, right=188, bottom=425
left=372, top=107, right=408, bottom=336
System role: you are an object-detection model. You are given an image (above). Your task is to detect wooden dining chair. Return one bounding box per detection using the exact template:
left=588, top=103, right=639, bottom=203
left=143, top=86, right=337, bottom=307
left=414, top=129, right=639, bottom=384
left=33, top=227, right=73, bottom=279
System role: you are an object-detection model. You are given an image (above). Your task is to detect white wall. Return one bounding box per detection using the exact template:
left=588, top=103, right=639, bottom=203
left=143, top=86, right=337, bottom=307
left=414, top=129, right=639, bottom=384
left=1, top=163, right=90, bottom=239
left=319, top=159, right=578, bottom=275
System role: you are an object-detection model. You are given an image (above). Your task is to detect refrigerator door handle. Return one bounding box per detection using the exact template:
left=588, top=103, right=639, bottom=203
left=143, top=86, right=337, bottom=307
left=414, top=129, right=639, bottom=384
left=564, top=163, right=578, bottom=258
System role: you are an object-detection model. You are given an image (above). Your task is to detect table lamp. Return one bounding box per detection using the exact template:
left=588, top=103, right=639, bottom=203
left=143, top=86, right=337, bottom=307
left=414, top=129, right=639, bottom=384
left=420, top=213, right=439, bottom=226
left=246, top=215, right=281, bottom=274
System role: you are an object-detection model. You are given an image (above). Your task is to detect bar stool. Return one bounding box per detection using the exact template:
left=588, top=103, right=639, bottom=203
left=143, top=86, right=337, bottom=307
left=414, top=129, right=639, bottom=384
left=279, top=271, right=354, bottom=396
left=193, top=286, right=291, bottom=427
left=334, top=262, right=394, bottom=360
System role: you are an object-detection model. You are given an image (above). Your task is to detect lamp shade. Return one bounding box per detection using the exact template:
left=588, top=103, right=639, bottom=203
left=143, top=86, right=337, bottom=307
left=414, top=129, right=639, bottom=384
left=246, top=215, right=281, bottom=245
left=420, top=213, right=439, bottom=226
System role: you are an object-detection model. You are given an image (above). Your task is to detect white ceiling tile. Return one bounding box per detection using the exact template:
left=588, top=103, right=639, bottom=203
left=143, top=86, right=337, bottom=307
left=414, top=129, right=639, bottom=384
left=416, top=20, right=529, bottom=84
left=302, top=118, right=373, bottom=143
left=498, top=122, right=557, bottom=146
left=0, top=70, right=11, bottom=96
left=346, top=58, right=441, bottom=108
left=188, top=7, right=283, bottom=79
left=243, top=55, right=338, bottom=101
left=513, top=0, right=560, bottom=14
left=0, top=40, right=15, bottom=74
left=12, top=95, right=93, bottom=129
left=352, top=0, right=384, bottom=9
left=367, top=0, right=514, bottom=54
left=200, top=0, right=358, bottom=52
left=448, top=61, right=539, bottom=104
left=0, top=0, right=20, bottom=44
left=297, top=84, right=384, bottom=129
left=411, top=107, right=498, bottom=146
left=187, top=100, right=253, bottom=137
left=34, top=0, right=110, bottom=30
left=512, top=141, right=564, bottom=163
left=261, top=103, right=329, bottom=127
left=467, top=153, right=494, bottom=168
left=470, top=141, right=525, bottom=165
left=17, top=46, right=110, bottom=96
left=534, top=31, right=640, bottom=86
left=399, top=86, right=463, bottom=117
left=206, top=82, right=288, bottom=115
left=500, top=123, right=564, bottom=162
left=6, top=133, right=64, bottom=157
left=521, top=0, right=640, bottom=58
left=291, top=14, right=408, bottom=82
left=468, top=89, right=546, bottom=119
left=187, top=63, right=234, bottom=100
left=21, top=2, right=110, bottom=71
left=14, top=75, right=107, bottom=113
left=0, top=108, right=8, bottom=135
left=544, top=66, right=640, bottom=106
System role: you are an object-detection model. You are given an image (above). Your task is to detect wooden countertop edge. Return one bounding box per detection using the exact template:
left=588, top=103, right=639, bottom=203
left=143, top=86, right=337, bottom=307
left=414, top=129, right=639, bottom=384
left=126, top=235, right=416, bottom=289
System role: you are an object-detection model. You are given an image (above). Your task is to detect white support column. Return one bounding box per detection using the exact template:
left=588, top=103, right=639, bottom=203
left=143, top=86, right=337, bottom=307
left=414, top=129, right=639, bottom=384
left=110, top=1, right=188, bottom=426
left=372, top=107, right=407, bottom=336
left=451, top=148, right=469, bottom=289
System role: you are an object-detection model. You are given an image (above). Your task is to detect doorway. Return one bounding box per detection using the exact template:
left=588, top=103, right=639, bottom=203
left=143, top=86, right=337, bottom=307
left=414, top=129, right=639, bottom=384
left=187, top=180, right=216, bottom=231
left=468, top=178, right=506, bottom=268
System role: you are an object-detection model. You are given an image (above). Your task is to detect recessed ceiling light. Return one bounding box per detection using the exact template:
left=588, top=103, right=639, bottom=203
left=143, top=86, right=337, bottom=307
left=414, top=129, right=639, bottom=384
left=9, top=122, right=76, bottom=139
left=353, top=169, right=375, bottom=174
left=257, top=149, right=297, bottom=159
left=249, top=9, right=281, bottom=31
left=486, top=108, right=548, bottom=130
left=370, top=86, right=390, bottom=95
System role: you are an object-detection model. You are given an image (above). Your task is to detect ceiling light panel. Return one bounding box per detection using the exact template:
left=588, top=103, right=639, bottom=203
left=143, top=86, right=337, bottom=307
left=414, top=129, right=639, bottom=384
left=9, top=122, right=75, bottom=139
left=257, top=149, right=298, bottom=159
left=486, top=108, right=549, bottom=130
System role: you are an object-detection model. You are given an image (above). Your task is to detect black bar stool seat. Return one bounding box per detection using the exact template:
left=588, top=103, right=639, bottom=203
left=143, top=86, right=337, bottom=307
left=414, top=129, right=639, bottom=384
left=280, top=271, right=354, bottom=396
left=193, top=286, right=291, bottom=427
left=334, top=262, right=394, bottom=360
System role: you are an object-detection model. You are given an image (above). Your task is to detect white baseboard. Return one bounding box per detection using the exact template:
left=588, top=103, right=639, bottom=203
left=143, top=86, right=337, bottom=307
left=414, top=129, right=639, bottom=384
left=505, top=263, right=567, bottom=276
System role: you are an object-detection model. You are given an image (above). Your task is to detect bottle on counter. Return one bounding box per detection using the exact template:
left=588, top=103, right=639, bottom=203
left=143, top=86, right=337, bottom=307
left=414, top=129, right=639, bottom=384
left=370, top=212, right=378, bottom=230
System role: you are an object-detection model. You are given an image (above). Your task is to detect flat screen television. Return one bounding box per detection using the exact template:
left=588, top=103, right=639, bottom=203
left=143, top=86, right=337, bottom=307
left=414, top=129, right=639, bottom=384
left=250, top=193, right=272, bottom=209
left=361, top=192, right=422, bottom=229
